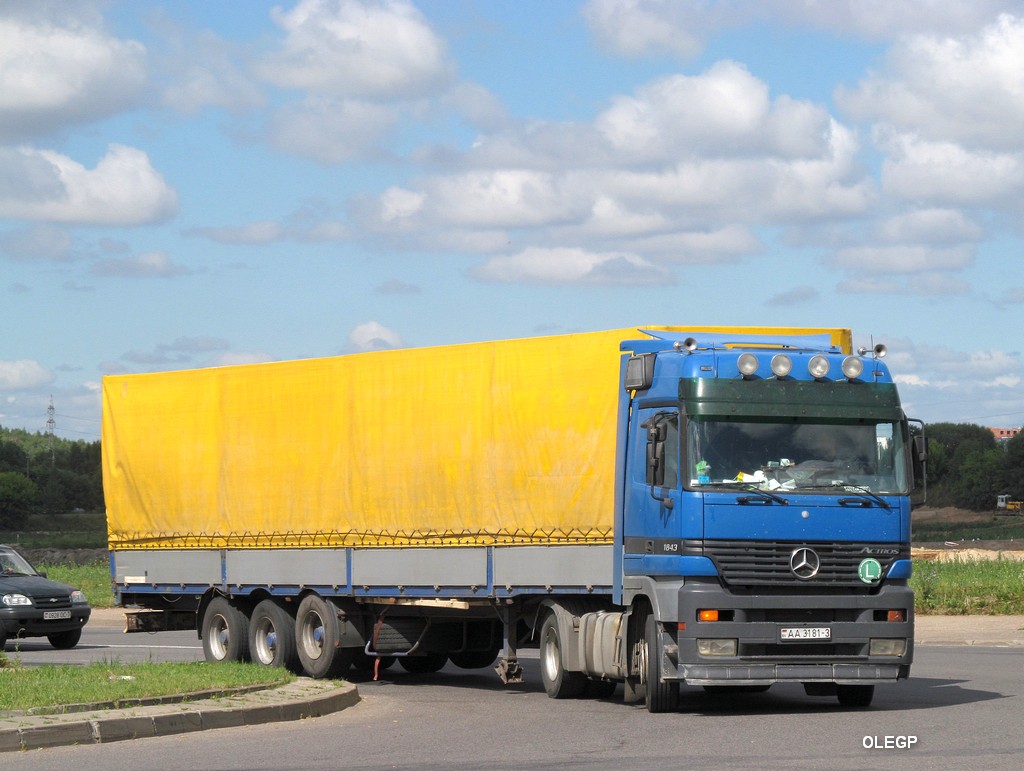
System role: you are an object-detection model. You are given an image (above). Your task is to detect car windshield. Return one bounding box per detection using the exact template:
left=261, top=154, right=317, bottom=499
left=0, top=547, right=39, bottom=576
left=686, top=418, right=909, bottom=495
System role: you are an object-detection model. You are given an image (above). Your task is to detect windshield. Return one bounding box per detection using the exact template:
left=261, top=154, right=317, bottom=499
left=687, top=418, right=908, bottom=495
left=0, top=547, right=39, bottom=576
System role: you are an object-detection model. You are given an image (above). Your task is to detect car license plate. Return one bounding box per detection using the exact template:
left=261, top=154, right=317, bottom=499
left=43, top=610, right=71, bottom=621
left=780, top=626, right=831, bottom=640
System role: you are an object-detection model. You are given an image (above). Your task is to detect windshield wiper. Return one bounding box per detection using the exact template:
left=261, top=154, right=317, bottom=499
left=703, top=482, right=789, bottom=505
left=796, top=482, right=891, bottom=509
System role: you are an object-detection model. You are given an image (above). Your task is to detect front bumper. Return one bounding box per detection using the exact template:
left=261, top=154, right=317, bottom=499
left=1, top=606, right=91, bottom=638
left=670, top=580, right=914, bottom=685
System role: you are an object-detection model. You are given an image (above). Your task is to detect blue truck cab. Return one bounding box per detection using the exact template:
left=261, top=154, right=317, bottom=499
left=611, top=330, right=920, bottom=710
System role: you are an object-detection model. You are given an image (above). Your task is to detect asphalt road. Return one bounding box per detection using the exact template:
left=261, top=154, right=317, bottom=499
left=2, top=618, right=1021, bottom=770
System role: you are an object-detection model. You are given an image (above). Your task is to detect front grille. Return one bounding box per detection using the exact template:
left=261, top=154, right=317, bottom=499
left=33, top=594, right=72, bottom=610
left=703, top=540, right=907, bottom=588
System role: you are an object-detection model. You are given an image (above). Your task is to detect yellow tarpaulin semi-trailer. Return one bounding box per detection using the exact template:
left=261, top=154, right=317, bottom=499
left=103, top=326, right=851, bottom=550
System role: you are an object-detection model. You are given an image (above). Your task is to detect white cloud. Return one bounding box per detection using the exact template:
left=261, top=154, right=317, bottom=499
left=0, top=360, right=53, bottom=390
left=0, top=144, right=178, bottom=225
left=581, top=0, right=1023, bottom=60
left=348, top=321, right=403, bottom=350
left=829, top=244, right=974, bottom=274
left=0, top=225, right=73, bottom=262
left=0, top=3, right=146, bottom=140
left=261, top=0, right=452, bottom=99
left=91, top=250, right=190, bottom=278
left=876, top=131, right=1024, bottom=205
left=160, top=28, right=264, bottom=115
left=267, top=96, right=398, bottom=164
left=837, top=14, right=1024, bottom=151
left=470, top=247, right=670, bottom=285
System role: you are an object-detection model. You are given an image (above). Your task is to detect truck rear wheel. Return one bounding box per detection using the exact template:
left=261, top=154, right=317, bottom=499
left=644, top=614, right=679, bottom=713
left=249, top=599, right=299, bottom=671
left=539, top=613, right=586, bottom=698
left=295, top=594, right=352, bottom=679
left=202, top=596, right=250, bottom=663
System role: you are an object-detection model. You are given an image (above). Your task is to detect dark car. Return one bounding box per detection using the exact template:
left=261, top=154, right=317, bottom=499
left=1, top=544, right=91, bottom=650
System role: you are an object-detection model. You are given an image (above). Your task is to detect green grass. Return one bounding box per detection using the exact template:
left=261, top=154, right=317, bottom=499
left=39, top=561, right=114, bottom=608
left=0, top=661, right=294, bottom=712
left=912, top=516, right=1024, bottom=544
left=910, top=558, right=1024, bottom=615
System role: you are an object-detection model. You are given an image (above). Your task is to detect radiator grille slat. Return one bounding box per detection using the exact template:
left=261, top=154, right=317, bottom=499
left=703, top=540, right=906, bottom=587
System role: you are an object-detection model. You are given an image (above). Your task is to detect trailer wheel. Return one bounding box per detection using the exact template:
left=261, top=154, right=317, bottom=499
left=449, top=649, right=499, bottom=669
left=47, top=628, right=82, bottom=649
left=398, top=652, right=448, bottom=674
left=202, top=596, right=250, bottom=663
left=295, top=594, right=352, bottom=679
left=837, top=684, right=874, bottom=708
left=644, top=614, right=679, bottom=713
left=539, top=613, right=586, bottom=699
left=249, top=599, right=299, bottom=671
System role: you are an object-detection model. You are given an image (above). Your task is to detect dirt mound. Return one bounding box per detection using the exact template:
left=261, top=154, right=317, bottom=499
left=912, top=546, right=1024, bottom=562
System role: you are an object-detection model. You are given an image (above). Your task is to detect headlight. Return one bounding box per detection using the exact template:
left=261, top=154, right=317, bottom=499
left=770, top=354, right=792, bottom=377
left=737, top=353, right=759, bottom=377
left=807, top=355, right=830, bottom=379
left=841, top=355, right=864, bottom=379
left=71, top=590, right=88, bottom=604
left=3, top=593, right=32, bottom=606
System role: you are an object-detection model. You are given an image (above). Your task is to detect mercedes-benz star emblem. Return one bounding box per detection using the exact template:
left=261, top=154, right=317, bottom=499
left=790, top=547, right=821, bottom=579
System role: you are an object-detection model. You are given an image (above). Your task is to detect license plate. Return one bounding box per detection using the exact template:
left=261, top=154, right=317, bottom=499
left=780, top=626, right=831, bottom=640
left=43, top=610, right=71, bottom=621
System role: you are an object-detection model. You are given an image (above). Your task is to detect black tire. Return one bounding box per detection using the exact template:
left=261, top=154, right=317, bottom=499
left=448, top=648, right=499, bottom=669
left=47, top=628, right=82, bottom=649
left=295, top=594, right=352, bottom=679
left=398, top=652, right=448, bottom=674
left=644, top=613, right=679, bottom=713
left=539, top=613, right=586, bottom=699
left=837, top=684, right=874, bottom=708
left=249, top=599, right=300, bottom=671
left=201, top=596, right=250, bottom=663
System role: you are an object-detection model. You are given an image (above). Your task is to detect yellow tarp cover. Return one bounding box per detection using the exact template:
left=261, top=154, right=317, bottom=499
left=103, top=326, right=850, bottom=550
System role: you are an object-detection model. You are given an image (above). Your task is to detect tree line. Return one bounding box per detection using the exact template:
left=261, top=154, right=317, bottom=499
left=926, top=423, right=1024, bottom=511
left=0, top=426, right=103, bottom=529
left=1, top=421, right=1022, bottom=529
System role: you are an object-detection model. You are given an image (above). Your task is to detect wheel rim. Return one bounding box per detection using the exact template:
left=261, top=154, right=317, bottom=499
left=299, top=610, right=325, bottom=661
left=253, top=616, right=277, bottom=665
left=209, top=613, right=230, bottom=660
left=541, top=626, right=560, bottom=682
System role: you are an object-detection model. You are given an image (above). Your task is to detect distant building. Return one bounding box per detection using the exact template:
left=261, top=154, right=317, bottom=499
left=990, top=426, right=1022, bottom=442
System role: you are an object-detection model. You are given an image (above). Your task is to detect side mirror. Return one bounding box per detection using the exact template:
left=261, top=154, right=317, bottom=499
left=909, top=419, right=926, bottom=507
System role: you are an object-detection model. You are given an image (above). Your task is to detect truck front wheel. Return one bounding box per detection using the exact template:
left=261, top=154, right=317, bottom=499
left=295, top=594, right=352, bottom=679
left=539, top=613, right=586, bottom=699
left=644, top=614, right=679, bottom=713
left=201, top=596, right=250, bottom=663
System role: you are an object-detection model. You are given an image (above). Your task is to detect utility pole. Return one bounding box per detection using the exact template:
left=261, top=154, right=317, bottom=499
left=46, top=395, right=56, bottom=463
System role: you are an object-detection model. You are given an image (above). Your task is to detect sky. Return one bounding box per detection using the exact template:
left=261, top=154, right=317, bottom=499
left=1, top=0, right=1023, bottom=442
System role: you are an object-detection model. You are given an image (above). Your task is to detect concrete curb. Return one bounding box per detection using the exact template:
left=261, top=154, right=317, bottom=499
left=0, top=678, right=359, bottom=753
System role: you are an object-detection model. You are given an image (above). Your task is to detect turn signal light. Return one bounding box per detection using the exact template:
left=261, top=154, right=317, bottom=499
left=887, top=610, right=905, bottom=622
left=699, top=609, right=720, bottom=622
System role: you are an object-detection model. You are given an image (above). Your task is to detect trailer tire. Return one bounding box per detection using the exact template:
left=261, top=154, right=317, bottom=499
left=398, top=652, right=448, bottom=674
left=837, top=684, right=874, bottom=708
left=539, top=613, right=586, bottom=699
left=449, top=649, right=499, bottom=669
left=202, top=596, right=250, bottom=663
left=644, top=613, right=679, bottom=713
left=47, top=628, right=82, bottom=649
left=295, top=594, right=352, bottom=679
left=249, top=599, right=299, bottom=671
